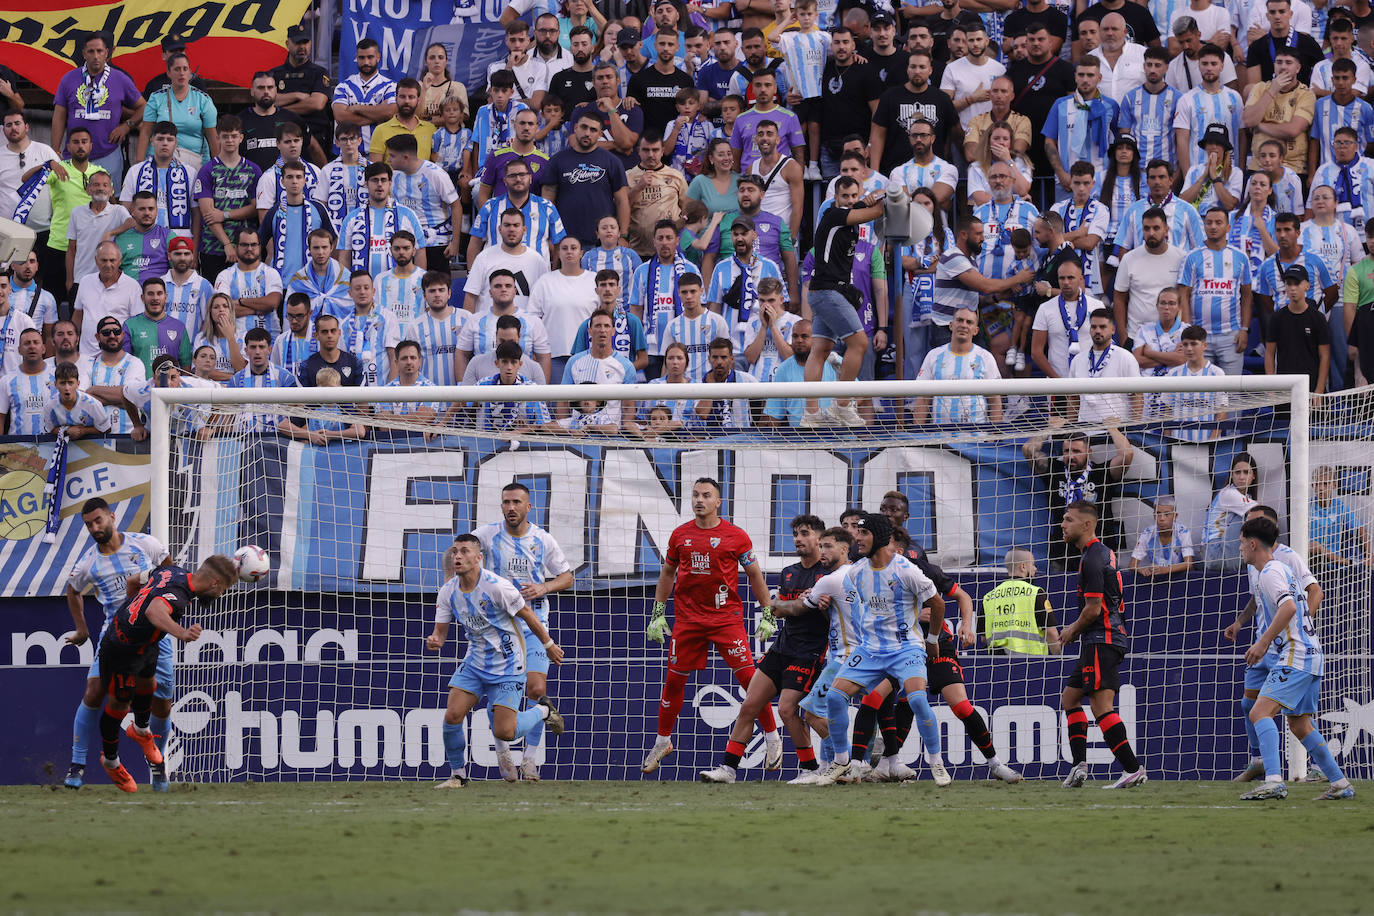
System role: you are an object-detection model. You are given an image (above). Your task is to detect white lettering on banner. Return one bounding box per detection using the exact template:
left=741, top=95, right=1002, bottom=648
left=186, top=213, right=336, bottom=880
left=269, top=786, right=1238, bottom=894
left=337, top=709, right=403, bottom=767
left=595, top=449, right=717, bottom=577
left=733, top=449, right=848, bottom=572
left=475, top=449, right=589, bottom=570
left=859, top=448, right=976, bottom=566
left=361, top=452, right=466, bottom=581
left=9, top=631, right=93, bottom=667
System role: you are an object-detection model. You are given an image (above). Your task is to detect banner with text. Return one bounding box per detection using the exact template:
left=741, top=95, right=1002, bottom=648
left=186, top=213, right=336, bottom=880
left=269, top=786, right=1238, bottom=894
left=0, top=0, right=314, bottom=94
left=339, top=0, right=509, bottom=96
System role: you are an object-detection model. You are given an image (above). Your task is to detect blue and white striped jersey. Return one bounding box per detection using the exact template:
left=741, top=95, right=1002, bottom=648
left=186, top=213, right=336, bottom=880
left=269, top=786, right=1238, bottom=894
left=191, top=332, right=243, bottom=376
left=775, top=29, right=830, bottom=99
left=805, top=563, right=855, bottom=658
left=1307, top=157, right=1374, bottom=231
left=432, top=127, right=473, bottom=174
left=331, top=73, right=396, bottom=149
left=1132, top=523, right=1193, bottom=568
left=1251, top=558, right=1323, bottom=675
left=161, top=271, right=213, bottom=343
left=86, top=353, right=145, bottom=434
left=888, top=157, right=959, bottom=200
left=271, top=331, right=319, bottom=380
left=435, top=568, right=530, bottom=676
left=456, top=310, right=550, bottom=359
left=1300, top=221, right=1361, bottom=289
left=229, top=363, right=298, bottom=433
left=0, top=367, right=54, bottom=435
left=42, top=390, right=109, bottom=434
left=472, top=521, right=571, bottom=624
left=374, top=268, right=425, bottom=326
left=340, top=309, right=403, bottom=386
left=1165, top=361, right=1228, bottom=441
left=1172, top=86, right=1244, bottom=166
left=1310, top=96, right=1374, bottom=168
left=706, top=254, right=785, bottom=342
left=471, top=101, right=530, bottom=172
left=475, top=373, right=552, bottom=431
left=738, top=310, right=799, bottom=381
left=1116, top=195, right=1204, bottom=253
left=562, top=350, right=636, bottom=422
left=68, top=531, right=168, bottom=619
left=287, top=260, right=352, bottom=321
left=9, top=281, right=58, bottom=328
left=974, top=200, right=1040, bottom=276
left=378, top=375, right=441, bottom=416
left=916, top=343, right=1000, bottom=424
left=1178, top=245, right=1252, bottom=335
left=214, top=262, right=285, bottom=337
left=662, top=310, right=730, bottom=382
left=472, top=194, right=567, bottom=252
left=1048, top=198, right=1111, bottom=294
left=582, top=245, right=643, bottom=312
left=834, top=554, right=938, bottom=656
left=1180, top=162, right=1242, bottom=215
left=337, top=203, right=427, bottom=278
left=391, top=162, right=459, bottom=246
left=1255, top=250, right=1334, bottom=313
left=1243, top=166, right=1303, bottom=216
left=406, top=308, right=470, bottom=388
left=628, top=256, right=690, bottom=354
left=1119, top=84, right=1180, bottom=164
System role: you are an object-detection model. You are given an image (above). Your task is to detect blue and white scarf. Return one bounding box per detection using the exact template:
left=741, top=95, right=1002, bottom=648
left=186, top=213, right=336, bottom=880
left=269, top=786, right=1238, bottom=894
left=325, top=160, right=365, bottom=225
left=12, top=163, right=51, bottom=223
left=272, top=159, right=320, bottom=210
left=645, top=254, right=688, bottom=340
left=732, top=254, right=760, bottom=325
left=133, top=157, right=192, bottom=230
left=273, top=202, right=327, bottom=274
left=348, top=205, right=397, bottom=272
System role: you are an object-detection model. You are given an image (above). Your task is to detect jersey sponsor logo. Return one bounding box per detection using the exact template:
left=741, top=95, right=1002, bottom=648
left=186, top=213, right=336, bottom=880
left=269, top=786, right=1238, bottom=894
left=690, top=551, right=711, bottom=573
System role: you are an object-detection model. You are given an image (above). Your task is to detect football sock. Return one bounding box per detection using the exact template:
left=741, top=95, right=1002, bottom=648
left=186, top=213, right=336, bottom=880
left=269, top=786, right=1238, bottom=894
left=723, top=739, right=746, bottom=769
left=149, top=714, right=169, bottom=754
left=893, top=700, right=914, bottom=749
left=877, top=692, right=900, bottom=757
left=657, top=669, right=690, bottom=737
left=1240, top=696, right=1259, bottom=758
left=1301, top=731, right=1347, bottom=785
left=733, top=666, right=778, bottom=732
left=827, top=690, right=851, bottom=765
left=99, top=704, right=123, bottom=760
left=524, top=701, right=546, bottom=749
left=907, top=692, right=941, bottom=759
left=514, top=706, right=543, bottom=740
left=1255, top=716, right=1282, bottom=781
left=796, top=744, right=818, bottom=770
left=952, top=699, right=996, bottom=760
left=442, top=722, right=466, bottom=771
left=130, top=688, right=154, bottom=731
left=1097, top=711, right=1140, bottom=772
left=72, top=701, right=100, bottom=766
left=1066, top=708, right=1089, bottom=764
left=851, top=691, right=883, bottom=759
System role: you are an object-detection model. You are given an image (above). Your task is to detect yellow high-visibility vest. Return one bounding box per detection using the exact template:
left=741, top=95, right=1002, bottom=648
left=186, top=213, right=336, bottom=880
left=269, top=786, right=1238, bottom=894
left=982, top=578, right=1049, bottom=655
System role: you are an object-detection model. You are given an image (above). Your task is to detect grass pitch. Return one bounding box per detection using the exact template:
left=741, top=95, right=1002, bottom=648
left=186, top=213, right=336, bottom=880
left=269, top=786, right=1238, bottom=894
left=2, top=779, right=1370, bottom=915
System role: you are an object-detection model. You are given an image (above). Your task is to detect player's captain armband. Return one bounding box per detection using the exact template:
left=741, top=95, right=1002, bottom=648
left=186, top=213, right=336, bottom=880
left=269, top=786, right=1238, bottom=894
left=739, top=549, right=758, bottom=567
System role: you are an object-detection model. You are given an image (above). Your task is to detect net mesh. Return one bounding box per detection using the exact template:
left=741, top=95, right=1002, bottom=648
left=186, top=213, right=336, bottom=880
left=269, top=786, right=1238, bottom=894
left=153, top=380, right=1374, bottom=783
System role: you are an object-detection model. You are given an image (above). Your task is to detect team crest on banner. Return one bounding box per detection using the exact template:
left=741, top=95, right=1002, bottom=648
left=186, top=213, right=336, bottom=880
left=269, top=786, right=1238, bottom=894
left=0, top=0, right=315, bottom=94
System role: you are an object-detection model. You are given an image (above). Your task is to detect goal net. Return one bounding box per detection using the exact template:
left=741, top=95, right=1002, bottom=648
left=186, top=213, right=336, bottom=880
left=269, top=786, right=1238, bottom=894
left=147, top=375, right=1373, bottom=783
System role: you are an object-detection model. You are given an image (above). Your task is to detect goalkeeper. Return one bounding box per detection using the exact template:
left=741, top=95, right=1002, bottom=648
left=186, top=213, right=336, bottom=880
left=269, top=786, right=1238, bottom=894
left=699, top=515, right=834, bottom=784
left=642, top=478, right=782, bottom=774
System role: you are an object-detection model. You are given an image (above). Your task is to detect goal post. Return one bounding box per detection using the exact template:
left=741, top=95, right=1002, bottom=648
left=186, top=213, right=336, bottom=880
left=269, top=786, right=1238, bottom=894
left=145, top=374, right=1373, bottom=783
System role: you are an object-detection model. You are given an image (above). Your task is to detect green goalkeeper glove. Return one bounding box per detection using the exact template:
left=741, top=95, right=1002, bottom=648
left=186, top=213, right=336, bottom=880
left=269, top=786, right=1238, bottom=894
left=646, top=601, right=669, bottom=644
left=756, top=607, right=777, bottom=642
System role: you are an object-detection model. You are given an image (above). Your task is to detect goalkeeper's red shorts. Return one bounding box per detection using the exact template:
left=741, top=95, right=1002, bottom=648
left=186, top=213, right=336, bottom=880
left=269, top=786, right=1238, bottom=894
left=668, top=617, right=754, bottom=672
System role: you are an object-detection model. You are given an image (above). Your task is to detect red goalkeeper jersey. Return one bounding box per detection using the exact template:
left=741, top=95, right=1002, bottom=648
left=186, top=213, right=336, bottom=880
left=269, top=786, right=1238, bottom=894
left=665, top=519, right=757, bottom=624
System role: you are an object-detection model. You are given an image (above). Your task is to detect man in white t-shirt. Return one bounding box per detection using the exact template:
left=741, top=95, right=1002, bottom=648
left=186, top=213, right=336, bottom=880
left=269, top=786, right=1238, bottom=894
left=486, top=20, right=551, bottom=108
left=1068, top=308, right=1142, bottom=423
left=940, top=21, right=1006, bottom=131
left=1031, top=258, right=1102, bottom=380
left=73, top=242, right=142, bottom=360
left=463, top=208, right=551, bottom=313
left=528, top=237, right=598, bottom=381
left=1112, top=206, right=1184, bottom=343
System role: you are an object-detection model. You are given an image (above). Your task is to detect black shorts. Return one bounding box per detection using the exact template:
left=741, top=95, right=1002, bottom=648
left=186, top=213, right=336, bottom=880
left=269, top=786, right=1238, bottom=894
left=794, top=97, right=821, bottom=125
left=1066, top=643, right=1126, bottom=693
left=757, top=648, right=822, bottom=694
left=97, top=641, right=158, bottom=689
left=926, top=638, right=966, bottom=693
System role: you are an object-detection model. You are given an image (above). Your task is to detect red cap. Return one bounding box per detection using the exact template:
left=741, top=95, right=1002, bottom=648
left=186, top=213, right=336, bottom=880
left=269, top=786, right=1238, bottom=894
left=167, top=236, right=194, bottom=253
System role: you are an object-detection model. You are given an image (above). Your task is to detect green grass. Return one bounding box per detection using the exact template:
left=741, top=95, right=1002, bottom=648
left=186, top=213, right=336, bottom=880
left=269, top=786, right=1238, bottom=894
left=2, top=780, right=1371, bottom=915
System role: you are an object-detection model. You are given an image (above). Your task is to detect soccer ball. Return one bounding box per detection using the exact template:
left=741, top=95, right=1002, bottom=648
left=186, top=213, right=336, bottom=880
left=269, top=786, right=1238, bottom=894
left=234, top=544, right=271, bottom=583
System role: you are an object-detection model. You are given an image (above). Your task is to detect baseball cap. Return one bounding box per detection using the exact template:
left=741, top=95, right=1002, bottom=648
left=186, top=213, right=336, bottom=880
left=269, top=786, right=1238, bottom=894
left=287, top=25, right=312, bottom=43
left=1282, top=264, right=1309, bottom=284
left=168, top=236, right=194, bottom=253
left=617, top=27, right=642, bottom=47
left=731, top=215, right=756, bottom=233
left=872, top=12, right=896, bottom=26
left=161, top=34, right=187, bottom=52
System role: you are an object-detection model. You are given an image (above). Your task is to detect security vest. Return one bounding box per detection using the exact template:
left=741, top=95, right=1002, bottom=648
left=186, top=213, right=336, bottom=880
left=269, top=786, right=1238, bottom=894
left=982, top=578, right=1049, bottom=655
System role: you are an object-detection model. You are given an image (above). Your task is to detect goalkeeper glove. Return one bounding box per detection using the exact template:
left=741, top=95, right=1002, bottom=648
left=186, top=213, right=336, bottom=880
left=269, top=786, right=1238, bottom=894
left=756, top=607, right=778, bottom=642
left=646, top=601, right=669, bottom=644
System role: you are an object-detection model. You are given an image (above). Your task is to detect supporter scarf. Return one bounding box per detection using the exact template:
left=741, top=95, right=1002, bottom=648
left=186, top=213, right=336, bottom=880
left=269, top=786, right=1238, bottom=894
left=349, top=205, right=397, bottom=272
left=11, top=163, right=51, bottom=223
left=611, top=306, right=632, bottom=357
left=1149, top=318, right=1184, bottom=377
left=646, top=254, right=688, bottom=338
left=274, top=202, right=326, bottom=273
left=1058, top=292, right=1088, bottom=357
left=294, top=260, right=347, bottom=314
left=273, top=159, right=320, bottom=210
left=1087, top=344, right=1111, bottom=376
left=733, top=255, right=760, bottom=324
left=77, top=65, right=110, bottom=116
left=326, top=160, right=365, bottom=225
left=134, top=157, right=192, bottom=230
left=1338, top=161, right=1365, bottom=223
left=1061, top=461, right=1094, bottom=504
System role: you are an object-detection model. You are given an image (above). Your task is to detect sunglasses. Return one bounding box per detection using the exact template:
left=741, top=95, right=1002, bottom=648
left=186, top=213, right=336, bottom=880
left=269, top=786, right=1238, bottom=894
left=99, top=327, right=123, bottom=336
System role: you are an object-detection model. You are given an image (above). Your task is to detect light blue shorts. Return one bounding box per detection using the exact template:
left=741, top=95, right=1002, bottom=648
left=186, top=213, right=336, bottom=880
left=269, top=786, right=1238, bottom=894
left=832, top=646, right=928, bottom=694
left=799, top=657, right=844, bottom=717
left=520, top=621, right=550, bottom=676
left=449, top=661, right=526, bottom=711
left=1244, top=655, right=1272, bottom=691
left=89, top=633, right=175, bottom=700
left=1259, top=665, right=1322, bottom=716
left=809, top=287, right=864, bottom=343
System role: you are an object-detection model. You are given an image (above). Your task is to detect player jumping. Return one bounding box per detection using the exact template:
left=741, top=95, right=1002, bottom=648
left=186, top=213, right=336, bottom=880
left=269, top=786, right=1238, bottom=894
left=1058, top=501, right=1147, bottom=789
left=427, top=534, right=566, bottom=788
left=643, top=478, right=782, bottom=774
left=812, top=513, right=952, bottom=786
left=1237, top=517, right=1354, bottom=801
left=1224, top=504, right=1326, bottom=782
left=63, top=498, right=175, bottom=791
left=699, top=514, right=833, bottom=784
left=92, top=556, right=238, bottom=792
left=474, top=482, right=574, bottom=782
